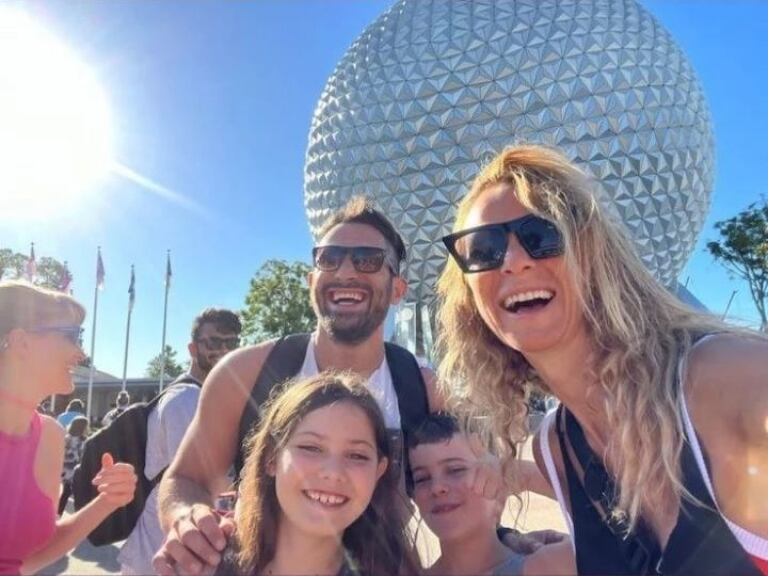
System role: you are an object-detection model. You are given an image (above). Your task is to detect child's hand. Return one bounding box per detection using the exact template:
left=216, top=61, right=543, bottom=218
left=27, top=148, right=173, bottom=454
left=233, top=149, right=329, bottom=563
left=91, top=452, right=137, bottom=508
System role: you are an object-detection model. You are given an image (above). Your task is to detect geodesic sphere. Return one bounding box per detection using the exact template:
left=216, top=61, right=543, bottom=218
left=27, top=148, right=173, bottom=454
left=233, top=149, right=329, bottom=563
left=304, top=0, right=714, bottom=302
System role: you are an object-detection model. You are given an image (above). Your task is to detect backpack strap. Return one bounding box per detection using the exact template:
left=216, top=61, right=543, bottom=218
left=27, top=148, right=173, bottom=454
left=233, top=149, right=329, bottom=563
left=234, top=333, right=311, bottom=476
left=384, top=341, right=429, bottom=432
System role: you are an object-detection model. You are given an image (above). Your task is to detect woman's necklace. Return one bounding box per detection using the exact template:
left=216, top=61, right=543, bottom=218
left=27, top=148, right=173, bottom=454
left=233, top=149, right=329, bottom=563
left=0, top=386, right=38, bottom=411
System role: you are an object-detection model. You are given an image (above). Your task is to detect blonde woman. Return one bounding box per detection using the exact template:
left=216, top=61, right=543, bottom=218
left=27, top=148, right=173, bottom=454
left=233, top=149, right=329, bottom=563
left=437, top=145, right=768, bottom=575
left=0, top=281, right=137, bottom=575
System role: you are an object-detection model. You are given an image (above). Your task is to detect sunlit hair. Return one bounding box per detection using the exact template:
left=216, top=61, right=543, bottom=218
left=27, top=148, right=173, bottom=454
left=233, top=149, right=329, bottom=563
left=437, top=143, right=750, bottom=527
left=230, top=371, right=416, bottom=576
left=0, top=280, right=85, bottom=343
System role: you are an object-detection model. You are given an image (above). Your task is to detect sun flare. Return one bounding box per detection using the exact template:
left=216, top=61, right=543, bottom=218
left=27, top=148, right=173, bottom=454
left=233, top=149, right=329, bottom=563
left=0, top=7, right=112, bottom=222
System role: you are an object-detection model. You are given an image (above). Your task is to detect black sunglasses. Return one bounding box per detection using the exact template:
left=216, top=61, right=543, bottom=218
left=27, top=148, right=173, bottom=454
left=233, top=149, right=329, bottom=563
left=197, top=336, right=240, bottom=351
left=442, top=215, right=564, bottom=273
left=29, top=325, right=84, bottom=347
left=312, top=245, right=399, bottom=274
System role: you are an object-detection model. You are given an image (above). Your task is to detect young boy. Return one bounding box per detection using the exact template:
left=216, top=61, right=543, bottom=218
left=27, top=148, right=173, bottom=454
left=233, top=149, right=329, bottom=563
left=407, top=413, right=574, bottom=575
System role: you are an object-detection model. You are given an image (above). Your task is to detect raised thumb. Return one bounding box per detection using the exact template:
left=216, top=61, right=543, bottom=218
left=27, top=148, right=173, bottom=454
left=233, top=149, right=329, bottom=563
left=101, top=452, right=114, bottom=469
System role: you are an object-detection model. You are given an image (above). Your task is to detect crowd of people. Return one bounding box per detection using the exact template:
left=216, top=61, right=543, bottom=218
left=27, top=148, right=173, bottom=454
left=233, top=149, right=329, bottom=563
left=1, top=144, right=766, bottom=575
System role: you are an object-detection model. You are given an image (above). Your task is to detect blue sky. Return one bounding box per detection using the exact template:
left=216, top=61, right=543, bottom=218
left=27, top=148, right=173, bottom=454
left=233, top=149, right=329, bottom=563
left=1, top=1, right=766, bottom=378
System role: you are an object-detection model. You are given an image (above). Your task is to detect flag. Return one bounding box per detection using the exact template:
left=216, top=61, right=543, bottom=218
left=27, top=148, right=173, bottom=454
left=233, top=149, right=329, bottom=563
left=25, top=243, right=37, bottom=280
left=96, top=248, right=105, bottom=290
left=165, top=251, right=172, bottom=288
left=128, top=265, right=136, bottom=311
left=59, top=261, right=73, bottom=293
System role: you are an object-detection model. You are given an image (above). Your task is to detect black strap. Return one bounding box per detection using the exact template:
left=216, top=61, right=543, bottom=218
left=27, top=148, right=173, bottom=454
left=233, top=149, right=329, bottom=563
left=234, top=335, right=430, bottom=477
left=234, top=334, right=311, bottom=475
left=558, top=407, right=662, bottom=575
left=384, top=341, right=429, bottom=432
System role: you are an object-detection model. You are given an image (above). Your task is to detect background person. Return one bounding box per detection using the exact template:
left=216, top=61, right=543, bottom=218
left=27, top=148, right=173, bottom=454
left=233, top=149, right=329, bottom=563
left=56, top=398, right=84, bottom=429
left=437, top=144, right=768, bottom=575
left=58, top=415, right=89, bottom=516
left=119, top=307, right=242, bottom=575
left=102, top=390, right=131, bottom=427
left=0, top=281, right=137, bottom=575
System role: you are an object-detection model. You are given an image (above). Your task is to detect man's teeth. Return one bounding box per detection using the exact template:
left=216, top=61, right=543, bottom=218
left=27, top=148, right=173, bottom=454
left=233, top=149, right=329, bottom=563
left=504, top=290, right=554, bottom=308
left=305, top=490, right=348, bottom=505
left=331, top=290, right=364, bottom=303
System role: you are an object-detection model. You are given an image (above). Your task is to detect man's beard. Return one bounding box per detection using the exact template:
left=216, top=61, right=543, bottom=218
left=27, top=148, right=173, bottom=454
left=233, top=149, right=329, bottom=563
left=195, top=353, right=216, bottom=377
left=314, top=282, right=391, bottom=345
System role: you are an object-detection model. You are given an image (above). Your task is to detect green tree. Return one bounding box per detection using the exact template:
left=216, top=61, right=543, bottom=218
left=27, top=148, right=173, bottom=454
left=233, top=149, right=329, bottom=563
left=146, top=345, right=185, bottom=379
left=241, top=259, right=315, bottom=342
left=0, top=248, right=71, bottom=290
left=706, top=200, right=768, bottom=331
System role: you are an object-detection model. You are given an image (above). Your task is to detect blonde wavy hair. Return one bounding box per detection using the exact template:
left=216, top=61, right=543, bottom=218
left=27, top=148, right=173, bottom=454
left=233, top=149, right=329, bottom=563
left=437, top=143, right=742, bottom=526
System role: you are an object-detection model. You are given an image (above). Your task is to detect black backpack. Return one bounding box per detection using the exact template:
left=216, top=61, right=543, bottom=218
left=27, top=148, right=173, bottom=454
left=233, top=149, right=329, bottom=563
left=234, top=333, right=430, bottom=476
left=72, top=377, right=200, bottom=546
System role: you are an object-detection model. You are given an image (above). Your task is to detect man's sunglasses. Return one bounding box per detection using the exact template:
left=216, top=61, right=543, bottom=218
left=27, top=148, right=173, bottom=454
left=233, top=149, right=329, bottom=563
left=312, top=245, right=399, bottom=274
left=30, top=325, right=84, bottom=347
left=197, top=336, right=240, bottom=351
left=442, top=215, right=564, bottom=273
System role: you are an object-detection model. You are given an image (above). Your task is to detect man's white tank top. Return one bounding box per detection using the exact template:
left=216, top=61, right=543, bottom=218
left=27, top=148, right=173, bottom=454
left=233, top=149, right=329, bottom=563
left=296, top=337, right=402, bottom=430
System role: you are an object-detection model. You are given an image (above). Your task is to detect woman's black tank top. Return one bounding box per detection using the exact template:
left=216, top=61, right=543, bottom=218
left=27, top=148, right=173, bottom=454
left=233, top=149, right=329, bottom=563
left=556, top=406, right=761, bottom=575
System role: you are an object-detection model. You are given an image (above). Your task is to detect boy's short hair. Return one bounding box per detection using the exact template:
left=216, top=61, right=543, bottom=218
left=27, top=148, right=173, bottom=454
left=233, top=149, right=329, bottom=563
left=406, top=412, right=461, bottom=450
left=405, top=412, right=462, bottom=495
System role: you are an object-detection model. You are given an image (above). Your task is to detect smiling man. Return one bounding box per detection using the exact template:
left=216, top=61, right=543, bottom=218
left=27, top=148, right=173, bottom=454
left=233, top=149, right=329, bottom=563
left=154, top=197, right=442, bottom=575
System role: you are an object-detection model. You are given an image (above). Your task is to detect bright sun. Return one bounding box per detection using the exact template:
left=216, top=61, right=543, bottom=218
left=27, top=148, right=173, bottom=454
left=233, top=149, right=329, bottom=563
left=0, top=7, right=112, bottom=222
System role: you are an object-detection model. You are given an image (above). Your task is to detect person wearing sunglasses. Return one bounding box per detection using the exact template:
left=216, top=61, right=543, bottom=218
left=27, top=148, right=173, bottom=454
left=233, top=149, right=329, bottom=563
left=119, top=307, right=241, bottom=576
left=154, top=197, right=448, bottom=575
left=437, top=144, right=768, bottom=575
left=0, top=280, right=137, bottom=575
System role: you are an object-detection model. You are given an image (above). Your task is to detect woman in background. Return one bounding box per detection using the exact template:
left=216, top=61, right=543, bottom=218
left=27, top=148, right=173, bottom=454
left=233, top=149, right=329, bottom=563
left=0, top=281, right=136, bottom=575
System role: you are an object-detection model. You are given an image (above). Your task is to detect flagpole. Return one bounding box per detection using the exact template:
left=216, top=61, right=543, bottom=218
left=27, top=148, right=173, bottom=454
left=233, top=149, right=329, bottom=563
left=158, top=250, right=171, bottom=392
left=121, top=265, right=135, bottom=392
left=86, top=247, right=103, bottom=424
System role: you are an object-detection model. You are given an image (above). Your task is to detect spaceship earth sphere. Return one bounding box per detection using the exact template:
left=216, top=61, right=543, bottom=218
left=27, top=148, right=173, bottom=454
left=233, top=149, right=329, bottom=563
left=304, top=0, right=715, bottom=307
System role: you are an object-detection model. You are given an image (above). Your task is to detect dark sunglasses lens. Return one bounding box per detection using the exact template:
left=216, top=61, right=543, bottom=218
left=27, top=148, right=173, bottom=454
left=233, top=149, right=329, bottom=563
left=351, top=247, right=386, bottom=273
left=223, top=338, right=240, bottom=350
left=65, top=328, right=83, bottom=346
left=518, top=218, right=563, bottom=258
left=454, top=228, right=507, bottom=272
left=202, top=337, right=240, bottom=350
left=313, top=246, right=345, bottom=271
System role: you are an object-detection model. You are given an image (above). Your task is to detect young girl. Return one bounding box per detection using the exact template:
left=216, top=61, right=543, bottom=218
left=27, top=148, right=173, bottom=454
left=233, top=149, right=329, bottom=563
left=0, top=281, right=137, bottom=575
left=58, top=415, right=89, bottom=516
left=219, top=371, right=418, bottom=576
